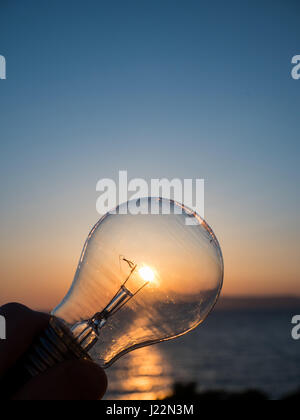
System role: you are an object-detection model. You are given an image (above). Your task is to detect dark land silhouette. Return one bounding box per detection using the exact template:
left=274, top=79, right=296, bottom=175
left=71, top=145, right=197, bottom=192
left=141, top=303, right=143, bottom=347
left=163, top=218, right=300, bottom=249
left=162, top=382, right=300, bottom=401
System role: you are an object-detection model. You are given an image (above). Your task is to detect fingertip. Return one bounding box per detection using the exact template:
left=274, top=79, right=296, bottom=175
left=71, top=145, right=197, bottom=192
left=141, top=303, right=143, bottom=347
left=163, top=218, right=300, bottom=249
left=0, top=302, right=50, bottom=332
left=0, top=303, right=50, bottom=376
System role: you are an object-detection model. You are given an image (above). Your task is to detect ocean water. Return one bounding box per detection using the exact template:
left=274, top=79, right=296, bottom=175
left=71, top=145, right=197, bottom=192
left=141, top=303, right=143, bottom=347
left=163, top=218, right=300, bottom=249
left=105, top=308, right=300, bottom=400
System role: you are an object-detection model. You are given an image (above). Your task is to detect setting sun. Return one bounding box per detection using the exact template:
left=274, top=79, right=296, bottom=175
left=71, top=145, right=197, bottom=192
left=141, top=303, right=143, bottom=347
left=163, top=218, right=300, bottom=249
left=139, top=266, right=155, bottom=283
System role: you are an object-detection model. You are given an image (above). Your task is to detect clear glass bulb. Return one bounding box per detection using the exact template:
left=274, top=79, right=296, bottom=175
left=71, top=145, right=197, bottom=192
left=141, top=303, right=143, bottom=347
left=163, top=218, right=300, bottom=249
left=52, top=198, right=224, bottom=368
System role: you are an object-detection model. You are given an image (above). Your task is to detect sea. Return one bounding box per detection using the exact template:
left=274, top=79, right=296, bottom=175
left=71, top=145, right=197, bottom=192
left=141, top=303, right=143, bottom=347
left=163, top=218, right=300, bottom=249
left=105, top=300, right=300, bottom=400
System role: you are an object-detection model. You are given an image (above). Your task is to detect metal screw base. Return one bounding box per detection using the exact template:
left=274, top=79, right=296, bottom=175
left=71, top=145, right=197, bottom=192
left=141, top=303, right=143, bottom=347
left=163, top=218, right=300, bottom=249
left=24, top=316, right=91, bottom=377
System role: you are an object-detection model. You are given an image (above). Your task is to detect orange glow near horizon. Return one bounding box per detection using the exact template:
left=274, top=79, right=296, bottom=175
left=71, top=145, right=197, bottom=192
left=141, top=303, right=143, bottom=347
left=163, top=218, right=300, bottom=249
left=0, top=212, right=299, bottom=311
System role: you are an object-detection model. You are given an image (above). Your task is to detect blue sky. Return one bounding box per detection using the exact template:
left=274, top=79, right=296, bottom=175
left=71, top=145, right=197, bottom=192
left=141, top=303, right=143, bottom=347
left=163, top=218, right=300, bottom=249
left=0, top=0, right=299, bottom=306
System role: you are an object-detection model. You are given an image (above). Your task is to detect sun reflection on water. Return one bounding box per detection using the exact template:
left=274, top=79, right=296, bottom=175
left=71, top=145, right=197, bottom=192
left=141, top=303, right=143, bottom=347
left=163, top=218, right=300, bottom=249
left=105, top=345, right=173, bottom=400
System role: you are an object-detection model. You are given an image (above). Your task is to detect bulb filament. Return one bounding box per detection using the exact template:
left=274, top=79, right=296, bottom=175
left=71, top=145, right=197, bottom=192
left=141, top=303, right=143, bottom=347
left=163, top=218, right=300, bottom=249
left=71, top=257, right=150, bottom=352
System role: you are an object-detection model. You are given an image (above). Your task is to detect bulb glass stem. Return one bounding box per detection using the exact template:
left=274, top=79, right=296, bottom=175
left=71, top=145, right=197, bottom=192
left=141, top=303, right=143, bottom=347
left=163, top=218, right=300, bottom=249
left=71, top=261, right=149, bottom=352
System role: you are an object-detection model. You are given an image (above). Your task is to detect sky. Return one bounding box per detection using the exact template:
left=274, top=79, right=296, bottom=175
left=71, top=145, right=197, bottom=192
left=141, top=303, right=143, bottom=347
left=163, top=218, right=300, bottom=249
left=0, top=0, right=299, bottom=310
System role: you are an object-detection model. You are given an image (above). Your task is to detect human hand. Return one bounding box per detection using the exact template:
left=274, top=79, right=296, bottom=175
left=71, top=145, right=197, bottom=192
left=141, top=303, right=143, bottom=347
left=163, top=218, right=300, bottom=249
left=0, top=303, right=107, bottom=400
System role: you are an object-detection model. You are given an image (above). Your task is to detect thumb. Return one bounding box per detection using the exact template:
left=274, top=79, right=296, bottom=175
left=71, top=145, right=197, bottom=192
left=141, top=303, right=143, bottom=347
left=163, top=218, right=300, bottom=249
left=13, top=360, right=107, bottom=401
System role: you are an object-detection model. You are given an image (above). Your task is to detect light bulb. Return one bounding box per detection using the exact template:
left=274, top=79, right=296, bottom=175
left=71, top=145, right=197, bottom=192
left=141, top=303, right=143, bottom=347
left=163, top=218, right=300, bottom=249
left=25, top=197, right=223, bottom=376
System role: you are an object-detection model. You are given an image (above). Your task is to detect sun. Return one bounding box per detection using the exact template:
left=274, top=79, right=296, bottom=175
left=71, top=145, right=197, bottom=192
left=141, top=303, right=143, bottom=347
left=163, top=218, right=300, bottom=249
left=139, top=266, right=155, bottom=283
